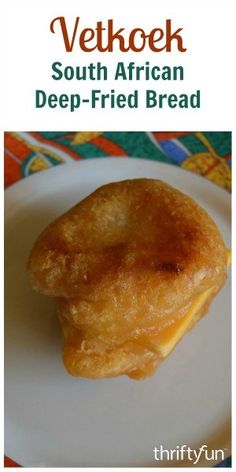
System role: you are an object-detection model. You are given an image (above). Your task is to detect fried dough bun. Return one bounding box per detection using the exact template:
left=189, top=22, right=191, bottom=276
left=28, top=179, right=229, bottom=379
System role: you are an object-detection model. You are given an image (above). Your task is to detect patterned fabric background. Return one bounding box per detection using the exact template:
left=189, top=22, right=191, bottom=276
left=4, top=131, right=231, bottom=468
left=4, top=131, right=231, bottom=191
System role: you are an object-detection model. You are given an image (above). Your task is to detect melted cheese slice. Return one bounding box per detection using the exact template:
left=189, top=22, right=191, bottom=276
left=146, top=248, right=231, bottom=358
left=226, top=248, right=231, bottom=266
left=146, top=287, right=214, bottom=358
left=156, top=288, right=214, bottom=357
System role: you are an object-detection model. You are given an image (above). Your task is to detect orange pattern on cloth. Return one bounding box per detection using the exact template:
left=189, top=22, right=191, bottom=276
left=4, top=131, right=231, bottom=191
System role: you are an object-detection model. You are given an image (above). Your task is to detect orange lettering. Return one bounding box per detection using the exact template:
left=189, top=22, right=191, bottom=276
left=50, top=17, right=80, bottom=52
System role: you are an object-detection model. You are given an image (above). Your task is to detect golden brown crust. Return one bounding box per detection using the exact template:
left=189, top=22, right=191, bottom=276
left=28, top=179, right=228, bottom=380
left=57, top=279, right=225, bottom=380
left=58, top=311, right=160, bottom=379
left=28, top=179, right=227, bottom=299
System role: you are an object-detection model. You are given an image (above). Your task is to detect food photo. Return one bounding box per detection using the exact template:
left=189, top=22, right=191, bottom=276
left=4, top=131, right=231, bottom=467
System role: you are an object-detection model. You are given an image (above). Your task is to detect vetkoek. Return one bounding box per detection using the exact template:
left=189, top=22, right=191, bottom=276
left=50, top=17, right=187, bottom=53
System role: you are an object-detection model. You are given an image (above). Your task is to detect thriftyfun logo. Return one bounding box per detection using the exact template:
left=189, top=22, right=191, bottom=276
left=153, top=444, right=225, bottom=465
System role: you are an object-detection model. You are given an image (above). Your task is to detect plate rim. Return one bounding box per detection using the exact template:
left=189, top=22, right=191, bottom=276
left=4, top=156, right=231, bottom=196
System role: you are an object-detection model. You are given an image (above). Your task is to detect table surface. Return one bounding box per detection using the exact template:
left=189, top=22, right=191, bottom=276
left=4, top=131, right=231, bottom=468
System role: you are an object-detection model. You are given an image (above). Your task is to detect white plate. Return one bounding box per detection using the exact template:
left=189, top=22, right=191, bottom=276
left=5, top=158, right=231, bottom=467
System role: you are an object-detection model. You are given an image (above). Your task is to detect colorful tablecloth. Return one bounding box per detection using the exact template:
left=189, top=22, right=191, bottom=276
left=5, top=131, right=231, bottom=191
left=4, top=131, right=231, bottom=468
